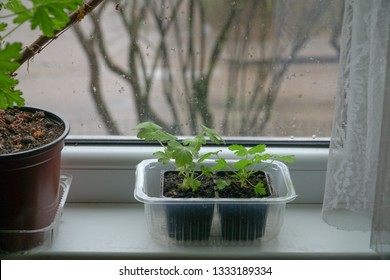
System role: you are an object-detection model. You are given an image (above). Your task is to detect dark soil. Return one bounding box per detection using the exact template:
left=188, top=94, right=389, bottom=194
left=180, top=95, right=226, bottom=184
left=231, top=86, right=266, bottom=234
left=0, top=108, right=65, bottom=154
left=162, top=170, right=272, bottom=199
left=162, top=171, right=215, bottom=198
left=216, top=171, right=272, bottom=198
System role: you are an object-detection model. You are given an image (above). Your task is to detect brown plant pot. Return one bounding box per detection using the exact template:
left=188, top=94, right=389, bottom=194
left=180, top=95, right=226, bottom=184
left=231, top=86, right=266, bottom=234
left=0, top=107, right=69, bottom=254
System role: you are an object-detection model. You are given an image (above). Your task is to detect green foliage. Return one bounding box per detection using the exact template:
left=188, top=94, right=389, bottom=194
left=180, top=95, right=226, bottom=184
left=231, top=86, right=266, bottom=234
left=135, top=122, right=294, bottom=196
left=134, top=122, right=224, bottom=191
left=213, top=144, right=294, bottom=196
left=0, top=42, right=24, bottom=108
left=3, top=0, right=82, bottom=37
left=0, top=0, right=83, bottom=109
left=0, top=23, right=7, bottom=32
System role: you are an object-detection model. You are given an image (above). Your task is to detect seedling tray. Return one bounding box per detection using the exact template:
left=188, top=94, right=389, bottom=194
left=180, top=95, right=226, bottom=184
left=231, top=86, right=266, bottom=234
left=135, top=159, right=296, bottom=246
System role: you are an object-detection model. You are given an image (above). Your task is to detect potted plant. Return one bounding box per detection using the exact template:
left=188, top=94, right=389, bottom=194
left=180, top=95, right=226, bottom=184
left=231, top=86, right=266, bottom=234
left=0, top=0, right=104, bottom=254
left=0, top=107, right=70, bottom=254
left=134, top=122, right=297, bottom=245
left=210, top=144, right=294, bottom=241
left=134, top=122, right=224, bottom=241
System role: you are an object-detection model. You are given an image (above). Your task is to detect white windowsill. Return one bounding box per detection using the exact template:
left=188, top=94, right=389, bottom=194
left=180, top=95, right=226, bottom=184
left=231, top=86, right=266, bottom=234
left=37, top=203, right=376, bottom=259
left=4, top=144, right=379, bottom=259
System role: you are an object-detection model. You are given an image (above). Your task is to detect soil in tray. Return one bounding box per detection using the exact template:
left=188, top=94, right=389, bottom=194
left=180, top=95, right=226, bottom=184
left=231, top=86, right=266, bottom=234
left=216, top=171, right=271, bottom=199
left=162, top=171, right=215, bottom=241
left=162, top=171, right=215, bottom=198
left=216, top=171, right=272, bottom=241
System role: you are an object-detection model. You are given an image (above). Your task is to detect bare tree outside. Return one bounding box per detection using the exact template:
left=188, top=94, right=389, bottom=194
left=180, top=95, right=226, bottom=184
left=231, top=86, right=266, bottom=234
left=16, top=0, right=343, bottom=137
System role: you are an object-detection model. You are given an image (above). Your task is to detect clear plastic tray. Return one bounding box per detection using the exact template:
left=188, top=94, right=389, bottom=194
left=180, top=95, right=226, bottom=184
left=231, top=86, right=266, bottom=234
left=0, top=175, right=72, bottom=255
left=135, top=159, right=297, bottom=246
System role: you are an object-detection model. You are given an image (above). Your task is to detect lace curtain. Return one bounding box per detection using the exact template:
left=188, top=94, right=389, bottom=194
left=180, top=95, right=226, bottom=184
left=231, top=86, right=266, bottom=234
left=322, top=0, right=390, bottom=258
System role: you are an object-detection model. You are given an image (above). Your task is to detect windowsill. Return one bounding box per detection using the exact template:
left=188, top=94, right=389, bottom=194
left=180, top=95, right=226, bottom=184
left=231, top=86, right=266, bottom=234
left=4, top=144, right=378, bottom=259
left=15, top=203, right=377, bottom=259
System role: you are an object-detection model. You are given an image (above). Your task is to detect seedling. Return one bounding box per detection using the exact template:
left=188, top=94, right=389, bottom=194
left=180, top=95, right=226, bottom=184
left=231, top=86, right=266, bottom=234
left=135, top=122, right=294, bottom=195
left=134, top=122, right=224, bottom=191
left=211, top=144, right=294, bottom=196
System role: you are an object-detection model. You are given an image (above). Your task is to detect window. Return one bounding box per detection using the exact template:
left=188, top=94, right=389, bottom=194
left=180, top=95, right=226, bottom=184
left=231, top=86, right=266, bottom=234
left=13, top=0, right=341, bottom=138
left=5, top=0, right=379, bottom=259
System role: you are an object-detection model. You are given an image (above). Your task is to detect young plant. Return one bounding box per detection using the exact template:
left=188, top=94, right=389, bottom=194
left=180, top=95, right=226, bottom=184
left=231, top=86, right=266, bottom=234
left=134, top=122, right=224, bottom=192
left=212, top=144, right=294, bottom=196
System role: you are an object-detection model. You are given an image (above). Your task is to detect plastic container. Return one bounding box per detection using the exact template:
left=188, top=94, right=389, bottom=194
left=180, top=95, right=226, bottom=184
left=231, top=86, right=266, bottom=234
left=0, top=175, right=72, bottom=255
left=134, top=159, right=297, bottom=246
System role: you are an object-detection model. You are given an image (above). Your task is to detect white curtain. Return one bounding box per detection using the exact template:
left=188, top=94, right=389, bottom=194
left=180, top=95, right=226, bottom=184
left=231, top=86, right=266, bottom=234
left=322, top=0, right=390, bottom=258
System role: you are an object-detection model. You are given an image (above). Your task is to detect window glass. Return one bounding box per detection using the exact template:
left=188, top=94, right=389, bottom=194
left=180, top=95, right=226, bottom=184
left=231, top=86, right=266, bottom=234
left=15, top=0, right=342, bottom=137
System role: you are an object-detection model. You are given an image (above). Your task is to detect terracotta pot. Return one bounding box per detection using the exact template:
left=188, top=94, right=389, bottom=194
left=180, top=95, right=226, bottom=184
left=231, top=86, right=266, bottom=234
left=0, top=107, right=69, bottom=253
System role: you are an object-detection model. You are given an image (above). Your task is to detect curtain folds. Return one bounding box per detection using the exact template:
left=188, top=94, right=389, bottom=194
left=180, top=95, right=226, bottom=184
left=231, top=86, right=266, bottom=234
left=322, top=0, right=390, bottom=258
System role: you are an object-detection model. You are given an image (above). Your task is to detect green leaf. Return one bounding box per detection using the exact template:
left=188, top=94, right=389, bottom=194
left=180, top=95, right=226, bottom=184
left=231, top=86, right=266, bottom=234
left=248, top=144, right=266, bottom=155
left=198, top=150, right=221, bottom=163
left=30, top=0, right=83, bottom=37
left=0, top=42, right=25, bottom=109
left=254, top=182, right=267, bottom=196
left=229, top=144, right=248, bottom=157
left=0, top=75, right=25, bottom=109
left=216, top=179, right=231, bottom=190
left=5, top=0, right=32, bottom=25
left=182, top=135, right=206, bottom=152
left=134, top=121, right=162, bottom=131
left=273, top=155, right=295, bottom=163
left=200, top=165, right=213, bottom=178
left=201, top=125, right=224, bottom=144
left=233, top=159, right=252, bottom=170
left=169, top=141, right=196, bottom=167
left=153, top=151, right=172, bottom=164
left=134, top=122, right=176, bottom=142
left=181, top=177, right=201, bottom=191
left=0, top=42, right=22, bottom=73
left=253, top=153, right=270, bottom=163
left=0, top=23, right=7, bottom=32
left=213, top=158, right=228, bottom=171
